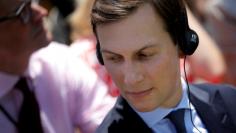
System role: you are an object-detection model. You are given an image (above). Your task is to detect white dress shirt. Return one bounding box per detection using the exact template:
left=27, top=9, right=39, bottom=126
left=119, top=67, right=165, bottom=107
left=0, top=42, right=115, bottom=133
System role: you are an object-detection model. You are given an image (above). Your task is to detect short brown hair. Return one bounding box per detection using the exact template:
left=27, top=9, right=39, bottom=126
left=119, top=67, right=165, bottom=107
left=91, top=0, right=187, bottom=45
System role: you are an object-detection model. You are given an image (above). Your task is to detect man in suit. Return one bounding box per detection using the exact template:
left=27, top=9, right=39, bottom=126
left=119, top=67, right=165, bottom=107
left=91, top=0, right=236, bottom=132
left=0, top=0, right=115, bottom=132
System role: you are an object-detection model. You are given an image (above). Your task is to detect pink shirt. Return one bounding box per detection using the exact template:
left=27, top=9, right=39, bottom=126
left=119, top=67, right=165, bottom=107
left=0, top=42, right=115, bottom=133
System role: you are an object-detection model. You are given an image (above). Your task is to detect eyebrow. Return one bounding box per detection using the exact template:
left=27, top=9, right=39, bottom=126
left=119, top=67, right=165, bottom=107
left=101, top=43, right=158, bottom=55
left=138, top=44, right=158, bottom=51
left=101, top=49, right=119, bottom=56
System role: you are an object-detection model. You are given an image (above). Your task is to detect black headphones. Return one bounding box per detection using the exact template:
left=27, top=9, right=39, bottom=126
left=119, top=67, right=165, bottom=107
left=177, top=9, right=199, bottom=55
left=95, top=8, right=199, bottom=65
left=96, top=43, right=105, bottom=65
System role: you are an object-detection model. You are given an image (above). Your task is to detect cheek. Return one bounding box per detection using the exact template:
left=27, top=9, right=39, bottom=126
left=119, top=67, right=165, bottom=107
left=147, top=53, right=180, bottom=85
left=105, top=64, right=123, bottom=87
left=2, top=28, right=28, bottom=46
left=147, top=54, right=168, bottom=76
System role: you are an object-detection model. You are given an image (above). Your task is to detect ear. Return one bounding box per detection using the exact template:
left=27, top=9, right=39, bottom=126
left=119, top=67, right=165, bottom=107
left=177, top=45, right=185, bottom=58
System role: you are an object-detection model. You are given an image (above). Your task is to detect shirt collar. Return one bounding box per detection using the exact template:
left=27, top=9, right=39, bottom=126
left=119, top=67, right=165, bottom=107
left=135, top=78, right=190, bottom=128
left=0, top=68, right=31, bottom=98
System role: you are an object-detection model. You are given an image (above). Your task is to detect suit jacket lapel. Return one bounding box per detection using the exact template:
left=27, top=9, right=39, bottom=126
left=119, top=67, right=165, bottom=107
left=190, top=85, right=231, bottom=133
left=112, top=97, right=153, bottom=132
left=218, top=86, right=236, bottom=128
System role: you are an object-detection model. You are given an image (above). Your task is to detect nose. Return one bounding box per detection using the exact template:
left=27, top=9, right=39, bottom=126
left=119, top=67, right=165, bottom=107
left=30, top=3, right=48, bottom=23
left=123, top=62, right=144, bottom=86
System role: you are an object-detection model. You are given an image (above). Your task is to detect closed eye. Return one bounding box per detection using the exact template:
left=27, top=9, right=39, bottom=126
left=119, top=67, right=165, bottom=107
left=137, top=52, right=154, bottom=61
left=104, top=55, right=123, bottom=63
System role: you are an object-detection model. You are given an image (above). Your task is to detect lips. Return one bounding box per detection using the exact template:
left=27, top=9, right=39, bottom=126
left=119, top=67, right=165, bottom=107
left=126, top=88, right=153, bottom=98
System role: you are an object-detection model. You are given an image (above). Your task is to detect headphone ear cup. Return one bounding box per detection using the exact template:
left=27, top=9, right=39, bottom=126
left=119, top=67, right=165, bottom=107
left=183, top=29, right=199, bottom=55
left=96, top=43, right=104, bottom=65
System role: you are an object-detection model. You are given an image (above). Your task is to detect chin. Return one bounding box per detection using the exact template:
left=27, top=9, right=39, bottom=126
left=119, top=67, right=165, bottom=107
left=42, top=39, right=50, bottom=47
left=136, top=107, right=154, bottom=112
left=37, top=38, right=50, bottom=49
left=133, top=103, right=157, bottom=112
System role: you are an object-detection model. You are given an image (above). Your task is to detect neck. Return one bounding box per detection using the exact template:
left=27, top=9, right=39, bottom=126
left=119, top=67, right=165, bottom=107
left=0, top=54, right=28, bottom=75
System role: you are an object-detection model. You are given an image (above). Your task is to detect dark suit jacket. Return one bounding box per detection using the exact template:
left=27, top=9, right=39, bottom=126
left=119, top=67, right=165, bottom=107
left=96, top=84, right=236, bottom=133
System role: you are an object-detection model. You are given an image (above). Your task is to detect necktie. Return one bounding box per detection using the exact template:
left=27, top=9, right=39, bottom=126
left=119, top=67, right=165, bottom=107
left=167, top=109, right=187, bottom=133
left=15, top=77, right=43, bottom=133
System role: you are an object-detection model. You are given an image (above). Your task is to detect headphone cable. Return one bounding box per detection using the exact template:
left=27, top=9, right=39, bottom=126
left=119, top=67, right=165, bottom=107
left=183, top=56, right=202, bottom=133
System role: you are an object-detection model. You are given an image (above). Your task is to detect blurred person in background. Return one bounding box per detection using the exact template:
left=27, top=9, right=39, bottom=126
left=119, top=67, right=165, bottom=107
left=38, top=0, right=76, bottom=44
left=182, top=5, right=226, bottom=83
left=0, top=0, right=115, bottom=132
left=204, top=0, right=236, bottom=85
left=69, top=0, right=120, bottom=97
left=187, top=0, right=236, bottom=85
